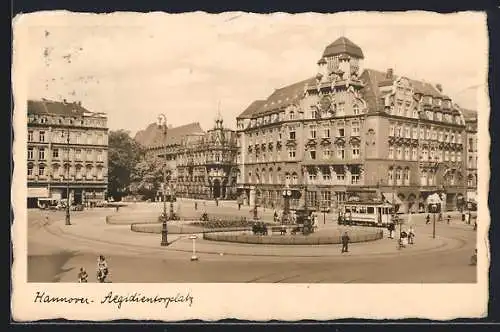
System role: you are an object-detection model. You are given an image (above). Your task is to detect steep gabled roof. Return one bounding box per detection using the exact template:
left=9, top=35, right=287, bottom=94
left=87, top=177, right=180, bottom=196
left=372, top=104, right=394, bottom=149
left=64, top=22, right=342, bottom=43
left=323, top=37, right=364, bottom=59
left=28, top=99, right=91, bottom=116
left=237, top=100, right=266, bottom=119
left=360, top=68, right=447, bottom=112
left=134, top=122, right=205, bottom=148
left=236, top=77, right=316, bottom=119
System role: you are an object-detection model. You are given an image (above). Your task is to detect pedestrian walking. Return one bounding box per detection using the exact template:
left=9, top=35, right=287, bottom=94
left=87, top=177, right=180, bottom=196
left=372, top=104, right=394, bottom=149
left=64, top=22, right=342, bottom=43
left=446, top=214, right=451, bottom=224
left=425, top=214, right=430, bottom=224
left=341, top=231, right=350, bottom=253
left=408, top=225, right=415, bottom=244
left=388, top=222, right=395, bottom=239
left=194, top=201, right=198, bottom=210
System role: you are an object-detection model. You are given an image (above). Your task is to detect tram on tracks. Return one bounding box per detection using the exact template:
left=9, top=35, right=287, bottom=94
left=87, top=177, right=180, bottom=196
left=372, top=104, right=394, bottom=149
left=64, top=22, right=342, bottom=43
left=339, top=200, right=396, bottom=227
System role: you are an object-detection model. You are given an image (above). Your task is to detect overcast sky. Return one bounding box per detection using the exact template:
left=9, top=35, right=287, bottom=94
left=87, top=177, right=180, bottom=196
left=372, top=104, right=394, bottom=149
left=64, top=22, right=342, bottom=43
left=20, top=11, right=487, bottom=135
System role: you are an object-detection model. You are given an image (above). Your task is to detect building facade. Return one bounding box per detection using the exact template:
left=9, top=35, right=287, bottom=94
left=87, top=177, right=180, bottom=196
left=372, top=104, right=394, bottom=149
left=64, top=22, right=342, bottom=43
left=137, top=122, right=205, bottom=199
left=137, top=119, right=238, bottom=200
left=462, top=109, right=478, bottom=203
left=176, top=115, right=238, bottom=199
left=27, top=99, right=108, bottom=208
left=236, top=37, right=469, bottom=212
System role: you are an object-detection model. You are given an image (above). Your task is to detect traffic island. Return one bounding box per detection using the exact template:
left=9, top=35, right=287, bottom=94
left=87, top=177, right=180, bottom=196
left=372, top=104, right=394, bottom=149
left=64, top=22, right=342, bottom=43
left=203, top=228, right=383, bottom=245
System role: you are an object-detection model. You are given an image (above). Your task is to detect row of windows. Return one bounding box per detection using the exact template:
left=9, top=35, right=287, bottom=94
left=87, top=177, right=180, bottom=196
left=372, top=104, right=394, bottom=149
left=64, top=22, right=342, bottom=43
left=29, top=114, right=106, bottom=128
left=27, top=130, right=107, bottom=145
left=389, top=125, right=463, bottom=143
left=27, top=147, right=105, bottom=162
left=388, top=147, right=462, bottom=162
left=244, top=168, right=362, bottom=185
left=246, top=145, right=361, bottom=163
left=27, top=164, right=105, bottom=178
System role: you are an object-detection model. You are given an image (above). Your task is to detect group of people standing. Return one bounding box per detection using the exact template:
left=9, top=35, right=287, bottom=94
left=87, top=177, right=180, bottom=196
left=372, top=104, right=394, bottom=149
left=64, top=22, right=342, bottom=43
left=77, top=255, right=109, bottom=283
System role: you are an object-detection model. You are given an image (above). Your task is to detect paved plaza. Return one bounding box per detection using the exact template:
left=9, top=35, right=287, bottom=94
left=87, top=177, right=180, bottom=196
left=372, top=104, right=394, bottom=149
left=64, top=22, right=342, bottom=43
left=26, top=199, right=477, bottom=283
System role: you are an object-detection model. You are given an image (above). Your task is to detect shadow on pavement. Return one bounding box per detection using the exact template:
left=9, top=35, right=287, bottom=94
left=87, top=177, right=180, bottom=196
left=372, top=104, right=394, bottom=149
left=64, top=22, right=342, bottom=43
left=27, top=250, right=80, bottom=282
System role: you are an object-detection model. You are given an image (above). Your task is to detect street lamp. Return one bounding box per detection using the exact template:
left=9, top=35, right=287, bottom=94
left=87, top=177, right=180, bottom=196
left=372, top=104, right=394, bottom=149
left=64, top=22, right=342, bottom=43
left=253, top=189, right=259, bottom=221
left=157, top=113, right=169, bottom=246
left=430, top=203, right=438, bottom=239
left=62, top=127, right=71, bottom=225
left=281, top=183, right=292, bottom=224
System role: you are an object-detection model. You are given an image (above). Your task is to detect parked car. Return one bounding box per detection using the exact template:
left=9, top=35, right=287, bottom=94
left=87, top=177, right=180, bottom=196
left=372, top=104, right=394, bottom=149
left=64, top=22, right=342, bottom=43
left=71, top=204, right=84, bottom=211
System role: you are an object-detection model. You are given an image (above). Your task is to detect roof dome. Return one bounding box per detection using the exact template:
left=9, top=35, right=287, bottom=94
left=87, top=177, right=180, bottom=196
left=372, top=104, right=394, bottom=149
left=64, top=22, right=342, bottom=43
left=323, top=37, right=364, bottom=59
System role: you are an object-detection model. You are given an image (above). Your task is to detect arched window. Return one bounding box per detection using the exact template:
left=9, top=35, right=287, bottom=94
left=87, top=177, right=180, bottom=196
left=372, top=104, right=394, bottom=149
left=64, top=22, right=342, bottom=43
left=292, top=172, right=298, bottom=185
left=285, top=172, right=291, bottom=184
left=27, top=163, right=34, bottom=176
left=353, top=103, right=359, bottom=115
left=268, top=168, right=273, bottom=184
left=420, top=170, right=428, bottom=186
left=404, top=167, right=410, bottom=185
left=396, top=168, right=402, bottom=185
left=428, top=170, right=434, bottom=186
left=467, top=174, right=474, bottom=187
left=388, top=167, right=394, bottom=185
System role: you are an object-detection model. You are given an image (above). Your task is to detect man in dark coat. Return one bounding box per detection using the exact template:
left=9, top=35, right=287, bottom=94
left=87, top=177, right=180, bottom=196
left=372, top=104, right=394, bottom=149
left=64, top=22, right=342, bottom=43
left=341, top=231, right=350, bottom=253
left=388, top=222, right=395, bottom=239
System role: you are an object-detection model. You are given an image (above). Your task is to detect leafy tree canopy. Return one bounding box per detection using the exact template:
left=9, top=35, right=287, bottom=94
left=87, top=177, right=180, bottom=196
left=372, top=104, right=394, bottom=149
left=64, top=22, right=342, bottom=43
left=108, top=130, right=143, bottom=199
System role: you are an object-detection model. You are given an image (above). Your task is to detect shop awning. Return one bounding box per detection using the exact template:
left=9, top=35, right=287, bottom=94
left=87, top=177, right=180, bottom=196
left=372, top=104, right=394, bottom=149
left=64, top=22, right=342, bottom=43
left=382, top=192, right=403, bottom=205
left=28, top=187, right=49, bottom=198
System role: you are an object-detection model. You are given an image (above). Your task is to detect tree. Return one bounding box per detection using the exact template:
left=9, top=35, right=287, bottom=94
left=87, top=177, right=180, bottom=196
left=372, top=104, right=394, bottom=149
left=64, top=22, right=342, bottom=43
left=108, top=130, right=143, bottom=200
left=130, top=157, right=168, bottom=200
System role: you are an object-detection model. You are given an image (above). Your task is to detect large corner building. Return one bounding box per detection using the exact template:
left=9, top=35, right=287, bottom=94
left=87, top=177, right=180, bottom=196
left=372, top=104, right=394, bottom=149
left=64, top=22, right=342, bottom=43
left=27, top=99, right=109, bottom=208
left=235, top=37, right=475, bottom=213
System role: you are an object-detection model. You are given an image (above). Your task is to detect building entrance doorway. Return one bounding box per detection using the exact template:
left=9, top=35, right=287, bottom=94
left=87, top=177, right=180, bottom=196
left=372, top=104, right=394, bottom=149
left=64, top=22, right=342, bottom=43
left=213, top=179, right=221, bottom=199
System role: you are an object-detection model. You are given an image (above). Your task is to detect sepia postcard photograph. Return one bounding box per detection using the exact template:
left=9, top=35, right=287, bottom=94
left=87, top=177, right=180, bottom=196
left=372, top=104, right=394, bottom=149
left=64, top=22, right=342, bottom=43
left=11, top=10, right=490, bottom=321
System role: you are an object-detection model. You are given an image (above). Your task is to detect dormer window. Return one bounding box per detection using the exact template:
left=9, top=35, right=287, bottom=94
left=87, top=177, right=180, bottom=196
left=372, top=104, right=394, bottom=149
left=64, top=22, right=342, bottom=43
left=289, top=111, right=295, bottom=120
left=353, top=104, right=360, bottom=115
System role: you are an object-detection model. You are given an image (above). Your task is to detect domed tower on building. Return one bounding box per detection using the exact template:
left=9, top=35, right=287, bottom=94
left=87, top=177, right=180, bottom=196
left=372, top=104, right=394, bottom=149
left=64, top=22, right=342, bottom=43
left=317, top=36, right=364, bottom=80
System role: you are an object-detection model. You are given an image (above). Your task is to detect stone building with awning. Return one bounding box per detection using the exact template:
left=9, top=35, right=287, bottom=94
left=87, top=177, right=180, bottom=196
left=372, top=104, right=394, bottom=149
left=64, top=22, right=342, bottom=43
left=235, top=36, right=469, bottom=212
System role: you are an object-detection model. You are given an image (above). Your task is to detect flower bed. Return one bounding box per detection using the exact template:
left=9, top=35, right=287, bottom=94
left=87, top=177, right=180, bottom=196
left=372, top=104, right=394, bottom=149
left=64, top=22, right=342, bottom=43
left=190, top=218, right=274, bottom=229
left=130, top=223, right=204, bottom=234
left=203, top=229, right=383, bottom=245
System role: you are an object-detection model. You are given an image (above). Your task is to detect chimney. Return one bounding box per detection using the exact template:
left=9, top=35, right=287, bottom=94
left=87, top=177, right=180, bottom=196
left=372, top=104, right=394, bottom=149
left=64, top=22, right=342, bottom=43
left=436, top=84, right=443, bottom=92
left=386, top=68, right=393, bottom=79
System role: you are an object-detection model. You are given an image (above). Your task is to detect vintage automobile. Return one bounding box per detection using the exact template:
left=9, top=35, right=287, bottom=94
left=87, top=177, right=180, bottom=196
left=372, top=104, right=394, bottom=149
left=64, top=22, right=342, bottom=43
left=71, top=204, right=84, bottom=211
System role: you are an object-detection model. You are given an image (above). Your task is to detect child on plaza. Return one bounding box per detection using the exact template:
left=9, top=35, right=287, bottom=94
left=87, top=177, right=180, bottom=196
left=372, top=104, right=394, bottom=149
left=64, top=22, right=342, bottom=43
left=78, top=267, right=88, bottom=283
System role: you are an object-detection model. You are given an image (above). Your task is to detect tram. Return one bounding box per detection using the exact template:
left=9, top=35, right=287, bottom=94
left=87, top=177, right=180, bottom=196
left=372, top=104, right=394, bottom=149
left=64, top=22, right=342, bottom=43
left=340, top=200, right=395, bottom=227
